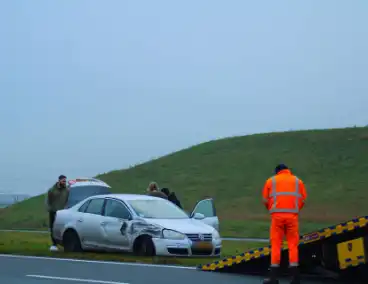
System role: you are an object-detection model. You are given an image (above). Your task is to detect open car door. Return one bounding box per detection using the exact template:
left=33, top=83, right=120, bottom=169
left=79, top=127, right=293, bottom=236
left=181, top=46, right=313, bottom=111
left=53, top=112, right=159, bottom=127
left=190, top=198, right=219, bottom=232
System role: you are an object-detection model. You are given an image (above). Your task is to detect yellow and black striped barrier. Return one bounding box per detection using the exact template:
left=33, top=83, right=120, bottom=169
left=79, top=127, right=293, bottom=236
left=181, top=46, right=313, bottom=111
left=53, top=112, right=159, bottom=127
left=198, top=216, right=368, bottom=272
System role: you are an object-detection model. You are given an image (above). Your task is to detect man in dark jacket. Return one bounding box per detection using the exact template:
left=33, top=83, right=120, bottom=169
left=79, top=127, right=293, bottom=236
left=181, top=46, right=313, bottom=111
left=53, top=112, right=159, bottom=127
left=45, top=175, right=69, bottom=251
left=161, top=187, right=182, bottom=208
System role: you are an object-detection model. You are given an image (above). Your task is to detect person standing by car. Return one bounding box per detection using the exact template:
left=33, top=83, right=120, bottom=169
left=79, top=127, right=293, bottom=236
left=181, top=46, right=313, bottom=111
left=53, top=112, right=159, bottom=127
left=161, top=187, right=182, bottom=208
left=45, top=175, right=70, bottom=251
left=146, top=181, right=167, bottom=199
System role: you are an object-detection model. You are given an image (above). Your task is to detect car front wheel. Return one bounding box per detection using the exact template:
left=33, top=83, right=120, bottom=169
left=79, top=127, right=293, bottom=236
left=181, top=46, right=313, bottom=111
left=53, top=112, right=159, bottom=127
left=134, top=235, right=156, bottom=256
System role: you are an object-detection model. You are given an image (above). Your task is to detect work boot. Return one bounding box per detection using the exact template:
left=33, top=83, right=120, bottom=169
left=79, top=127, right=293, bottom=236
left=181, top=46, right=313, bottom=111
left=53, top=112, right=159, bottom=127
left=263, top=267, right=279, bottom=284
left=289, top=266, right=300, bottom=284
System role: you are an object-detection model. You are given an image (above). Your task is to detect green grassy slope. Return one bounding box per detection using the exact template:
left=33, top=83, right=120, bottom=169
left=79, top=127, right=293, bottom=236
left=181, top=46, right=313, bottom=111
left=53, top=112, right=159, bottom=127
left=1, top=126, right=367, bottom=238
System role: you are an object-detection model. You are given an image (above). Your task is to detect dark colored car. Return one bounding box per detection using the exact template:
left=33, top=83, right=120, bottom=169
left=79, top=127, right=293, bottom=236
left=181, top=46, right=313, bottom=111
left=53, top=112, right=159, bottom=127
left=66, top=178, right=112, bottom=208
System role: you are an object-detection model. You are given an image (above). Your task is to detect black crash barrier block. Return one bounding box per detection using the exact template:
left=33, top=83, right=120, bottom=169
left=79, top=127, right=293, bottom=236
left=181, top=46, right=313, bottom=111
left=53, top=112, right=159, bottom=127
left=198, top=216, right=368, bottom=282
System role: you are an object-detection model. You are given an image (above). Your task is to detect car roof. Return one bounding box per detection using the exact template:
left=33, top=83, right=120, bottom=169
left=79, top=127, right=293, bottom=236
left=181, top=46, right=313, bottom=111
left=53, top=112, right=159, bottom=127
left=91, top=193, right=163, bottom=201
left=68, top=177, right=111, bottom=188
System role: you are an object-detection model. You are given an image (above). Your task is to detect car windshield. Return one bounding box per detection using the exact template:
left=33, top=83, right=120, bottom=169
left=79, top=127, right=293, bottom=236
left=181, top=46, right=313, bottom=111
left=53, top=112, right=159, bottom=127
left=67, top=185, right=111, bottom=208
left=127, top=199, right=189, bottom=219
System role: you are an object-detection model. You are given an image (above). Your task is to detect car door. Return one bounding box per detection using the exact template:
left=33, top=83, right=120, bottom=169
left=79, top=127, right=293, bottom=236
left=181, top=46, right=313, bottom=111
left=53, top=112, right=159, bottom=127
left=99, top=198, right=133, bottom=251
left=190, top=198, right=220, bottom=231
left=76, top=197, right=106, bottom=248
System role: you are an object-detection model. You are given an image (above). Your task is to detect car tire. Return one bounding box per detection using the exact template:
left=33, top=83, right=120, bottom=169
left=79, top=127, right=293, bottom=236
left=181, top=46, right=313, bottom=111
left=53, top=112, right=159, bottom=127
left=135, top=236, right=156, bottom=256
left=63, top=230, right=83, bottom=253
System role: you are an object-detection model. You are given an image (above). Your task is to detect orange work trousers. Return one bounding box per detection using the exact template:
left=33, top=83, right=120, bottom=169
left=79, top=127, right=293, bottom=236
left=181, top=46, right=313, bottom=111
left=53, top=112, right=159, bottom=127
left=270, top=213, right=299, bottom=266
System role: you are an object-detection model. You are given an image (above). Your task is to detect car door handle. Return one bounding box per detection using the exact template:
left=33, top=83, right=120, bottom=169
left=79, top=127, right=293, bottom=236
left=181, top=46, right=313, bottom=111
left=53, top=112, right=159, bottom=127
left=100, top=221, right=106, bottom=226
left=77, top=219, right=83, bottom=222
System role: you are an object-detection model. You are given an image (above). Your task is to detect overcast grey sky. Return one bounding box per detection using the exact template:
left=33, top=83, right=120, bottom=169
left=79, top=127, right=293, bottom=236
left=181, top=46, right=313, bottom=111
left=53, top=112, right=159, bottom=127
left=0, top=0, right=367, bottom=195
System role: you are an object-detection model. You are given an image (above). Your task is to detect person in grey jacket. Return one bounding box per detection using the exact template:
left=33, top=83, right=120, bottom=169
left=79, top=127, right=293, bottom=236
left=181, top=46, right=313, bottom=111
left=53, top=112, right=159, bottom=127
left=45, top=175, right=69, bottom=251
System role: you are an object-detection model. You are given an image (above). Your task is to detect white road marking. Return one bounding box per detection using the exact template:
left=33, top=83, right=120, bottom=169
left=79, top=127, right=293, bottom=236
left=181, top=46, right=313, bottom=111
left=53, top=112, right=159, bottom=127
left=0, top=254, right=196, bottom=270
left=26, top=275, right=129, bottom=284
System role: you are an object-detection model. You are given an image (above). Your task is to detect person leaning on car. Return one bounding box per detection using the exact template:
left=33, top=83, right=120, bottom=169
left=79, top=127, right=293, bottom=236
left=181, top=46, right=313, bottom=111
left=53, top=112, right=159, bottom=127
left=146, top=181, right=167, bottom=199
left=45, top=175, right=70, bottom=252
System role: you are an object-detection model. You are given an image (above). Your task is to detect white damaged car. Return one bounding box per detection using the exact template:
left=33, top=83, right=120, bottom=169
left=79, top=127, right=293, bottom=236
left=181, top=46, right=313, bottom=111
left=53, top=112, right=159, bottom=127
left=53, top=193, right=222, bottom=257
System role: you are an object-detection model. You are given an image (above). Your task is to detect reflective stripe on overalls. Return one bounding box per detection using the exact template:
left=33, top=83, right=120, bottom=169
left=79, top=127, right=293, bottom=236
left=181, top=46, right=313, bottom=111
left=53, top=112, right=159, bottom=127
left=269, top=176, right=301, bottom=213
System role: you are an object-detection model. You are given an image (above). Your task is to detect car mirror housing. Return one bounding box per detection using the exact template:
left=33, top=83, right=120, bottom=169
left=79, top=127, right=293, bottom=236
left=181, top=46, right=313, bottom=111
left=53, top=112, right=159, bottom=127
left=192, top=212, right=205, bottom=220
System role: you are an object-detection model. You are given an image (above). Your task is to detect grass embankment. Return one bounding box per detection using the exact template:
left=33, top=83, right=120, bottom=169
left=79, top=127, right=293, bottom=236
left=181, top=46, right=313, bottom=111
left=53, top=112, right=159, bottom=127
left=0, top=232, right=264, bottom=266
left=1, top=126, right=367, bottom=238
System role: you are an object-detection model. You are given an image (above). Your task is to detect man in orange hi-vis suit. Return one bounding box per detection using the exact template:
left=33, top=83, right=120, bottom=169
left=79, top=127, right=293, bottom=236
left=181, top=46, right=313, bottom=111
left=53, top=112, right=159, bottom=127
left=262, top=164, right=307, bottom=284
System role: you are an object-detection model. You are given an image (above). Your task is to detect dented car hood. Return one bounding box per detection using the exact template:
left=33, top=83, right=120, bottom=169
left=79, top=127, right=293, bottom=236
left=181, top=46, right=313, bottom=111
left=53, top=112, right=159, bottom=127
left=142, top=218, right=215, bottom=234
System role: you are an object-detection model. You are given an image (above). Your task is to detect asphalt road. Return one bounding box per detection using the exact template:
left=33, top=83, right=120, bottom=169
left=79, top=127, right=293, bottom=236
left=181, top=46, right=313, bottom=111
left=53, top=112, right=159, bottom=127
left=0, top=229, right=269, bottom=242
left=0, top=254, right=328, bottom=284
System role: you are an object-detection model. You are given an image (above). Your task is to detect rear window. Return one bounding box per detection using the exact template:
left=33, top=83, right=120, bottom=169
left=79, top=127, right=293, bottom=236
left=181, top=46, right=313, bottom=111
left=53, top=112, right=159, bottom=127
left=67, top=185, right=111, bottom=208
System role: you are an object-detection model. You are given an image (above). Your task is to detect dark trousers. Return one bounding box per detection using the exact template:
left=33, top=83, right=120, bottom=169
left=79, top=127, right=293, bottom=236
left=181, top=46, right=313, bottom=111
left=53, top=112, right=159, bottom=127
left=49, top=211, right=57, bottom=245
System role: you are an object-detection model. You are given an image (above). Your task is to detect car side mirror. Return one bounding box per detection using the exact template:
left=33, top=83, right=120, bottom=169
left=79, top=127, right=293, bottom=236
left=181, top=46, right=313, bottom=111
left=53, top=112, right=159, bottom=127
left=192, top=212, right=205, bottom=220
